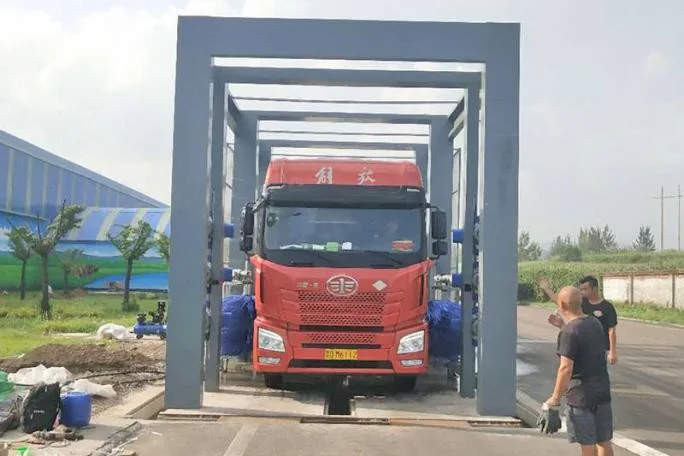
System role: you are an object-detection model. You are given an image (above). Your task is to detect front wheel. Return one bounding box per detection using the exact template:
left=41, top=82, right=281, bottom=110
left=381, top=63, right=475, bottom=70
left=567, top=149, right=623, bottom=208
left=264, top=374, right=284, bottom=390
left=394, top=375, right=417, bottom=393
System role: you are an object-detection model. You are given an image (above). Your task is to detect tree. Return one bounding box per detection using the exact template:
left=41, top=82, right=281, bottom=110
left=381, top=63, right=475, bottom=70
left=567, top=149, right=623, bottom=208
left=578, top=225, right=618, bottom=254
left=633, top=226, right=656, bottom=252
left=7, top=226, right=34, bottom=300
left=58, top=249, right=83, bottom=296
left=155, top=232, right=170, bottom=264
left=10, top=203, right=84, bottom=319
left=549, top=234, right=583, bottom=262
left=518, top=231, right=542, bottom=261
left=108, top=220, right=155, bottom=311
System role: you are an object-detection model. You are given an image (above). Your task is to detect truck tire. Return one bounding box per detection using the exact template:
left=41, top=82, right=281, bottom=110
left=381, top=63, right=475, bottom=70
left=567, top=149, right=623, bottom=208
left=394, top=375, right=417, bottom=393
left=264, top=374, right=284, bottom=390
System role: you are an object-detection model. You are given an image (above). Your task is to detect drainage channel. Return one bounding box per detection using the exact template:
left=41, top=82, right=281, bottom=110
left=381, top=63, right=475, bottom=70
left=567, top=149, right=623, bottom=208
left=323, top=376, right=353, bottom=416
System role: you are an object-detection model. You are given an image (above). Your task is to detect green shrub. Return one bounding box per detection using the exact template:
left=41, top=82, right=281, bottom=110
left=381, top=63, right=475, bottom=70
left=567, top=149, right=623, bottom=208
left=516, top=260, right=676, bottom=302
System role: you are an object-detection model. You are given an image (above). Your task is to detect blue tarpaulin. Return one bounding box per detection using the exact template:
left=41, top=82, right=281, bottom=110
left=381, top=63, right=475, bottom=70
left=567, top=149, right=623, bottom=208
left=426, top=299, right=478, bottom=362
left=220, top=295, right=256, bottom=357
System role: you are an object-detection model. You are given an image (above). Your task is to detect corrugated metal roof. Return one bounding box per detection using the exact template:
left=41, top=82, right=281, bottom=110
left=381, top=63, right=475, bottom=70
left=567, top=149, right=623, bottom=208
left=0, top=129, right=167, bottom=208
left=65, top=207, right=171, bottom=241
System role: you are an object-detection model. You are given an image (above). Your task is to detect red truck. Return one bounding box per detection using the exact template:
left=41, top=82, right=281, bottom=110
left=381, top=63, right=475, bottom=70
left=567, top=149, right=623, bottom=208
left=239, top=157, right=449, bottom=391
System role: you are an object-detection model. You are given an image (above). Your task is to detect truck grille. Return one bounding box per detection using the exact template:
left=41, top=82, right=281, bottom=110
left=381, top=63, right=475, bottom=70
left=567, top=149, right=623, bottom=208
left=297, top=291, right=385, bottom=303
left=300, top=314, right=382, bottom=326
left=295, top=291, right=386, bottom=327
left=304, top=332, right=379, bottom=345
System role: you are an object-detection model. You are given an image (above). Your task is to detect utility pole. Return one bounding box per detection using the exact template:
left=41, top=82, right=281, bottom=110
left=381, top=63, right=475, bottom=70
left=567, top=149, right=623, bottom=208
left=661, top=186, right=665, bottom=252
left=652, top=186, right=680, bottom=252
left=679, top=185, right=682, bottom=251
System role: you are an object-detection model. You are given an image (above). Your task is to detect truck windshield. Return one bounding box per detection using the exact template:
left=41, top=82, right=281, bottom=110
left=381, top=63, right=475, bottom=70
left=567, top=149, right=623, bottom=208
left=262, top=205, right=423, bottom=266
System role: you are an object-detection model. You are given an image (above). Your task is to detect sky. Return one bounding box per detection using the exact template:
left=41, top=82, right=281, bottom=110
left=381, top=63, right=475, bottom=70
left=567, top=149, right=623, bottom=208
left=0, top=0, right=683, bottom=248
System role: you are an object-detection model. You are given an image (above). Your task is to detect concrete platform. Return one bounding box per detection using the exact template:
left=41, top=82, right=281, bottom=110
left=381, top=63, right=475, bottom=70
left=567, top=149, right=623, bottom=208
left=158, top=359, right=520, bottom=426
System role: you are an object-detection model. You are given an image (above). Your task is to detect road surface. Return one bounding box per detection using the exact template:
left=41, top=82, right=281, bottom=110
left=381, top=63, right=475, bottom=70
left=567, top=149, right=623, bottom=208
left=518, top=305, right=684, bottom=456
left=125, top=420, right=635, bottom=455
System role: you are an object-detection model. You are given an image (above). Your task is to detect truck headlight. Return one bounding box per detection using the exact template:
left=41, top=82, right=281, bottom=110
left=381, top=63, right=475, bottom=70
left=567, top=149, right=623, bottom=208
left=258, top=328, right=285, bottom=352
left=397, top=330, right=424, bottom=354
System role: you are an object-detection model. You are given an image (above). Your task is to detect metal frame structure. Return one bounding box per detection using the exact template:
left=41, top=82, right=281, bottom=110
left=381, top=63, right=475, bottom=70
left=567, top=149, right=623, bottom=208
left=167, top=17, right=520, bottom=417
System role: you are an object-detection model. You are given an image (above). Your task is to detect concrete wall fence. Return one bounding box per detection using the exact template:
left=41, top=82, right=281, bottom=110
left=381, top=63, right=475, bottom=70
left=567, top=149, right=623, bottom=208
left=602, top=272, right=684, bottom=309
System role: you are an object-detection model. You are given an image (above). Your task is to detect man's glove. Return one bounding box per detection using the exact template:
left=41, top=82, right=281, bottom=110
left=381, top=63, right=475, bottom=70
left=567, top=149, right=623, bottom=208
left=537, top=402, right=562, bottom=434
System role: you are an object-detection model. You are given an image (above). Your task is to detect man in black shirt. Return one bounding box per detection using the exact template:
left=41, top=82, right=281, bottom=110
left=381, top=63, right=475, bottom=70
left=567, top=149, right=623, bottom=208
left=578, top=276, right=618, bottom=364
left=539, top=276, right=619, bottom=364
left=545, top=286, right=614, bottom=455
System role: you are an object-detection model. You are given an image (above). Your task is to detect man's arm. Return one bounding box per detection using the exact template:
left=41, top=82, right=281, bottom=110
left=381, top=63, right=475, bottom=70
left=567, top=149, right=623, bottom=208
left=538, top=278, right=557, bottom=302
left=547, top=356, right=574, bottom=406
left=538, top=279, right=566, bottom=329
left=546, top=330, right=578, bottom=406
left=606, top=302, right=618, bottom=363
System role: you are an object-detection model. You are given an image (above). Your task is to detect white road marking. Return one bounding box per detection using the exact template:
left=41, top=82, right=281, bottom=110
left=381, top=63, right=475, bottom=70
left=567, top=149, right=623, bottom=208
left=223, top=424, right=259, bottom=456
left=612, top=433, right=671, bottom=456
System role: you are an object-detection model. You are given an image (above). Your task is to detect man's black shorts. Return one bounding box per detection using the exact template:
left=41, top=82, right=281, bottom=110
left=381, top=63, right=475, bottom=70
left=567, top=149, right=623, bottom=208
left=565, top=402, right=613, bottom=445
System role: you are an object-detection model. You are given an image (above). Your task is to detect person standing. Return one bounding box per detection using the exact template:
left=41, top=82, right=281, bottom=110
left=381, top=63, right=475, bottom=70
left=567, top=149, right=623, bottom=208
left=543, top=286, right=614, bottom=456
left=539, top=276, right=619, bottom=364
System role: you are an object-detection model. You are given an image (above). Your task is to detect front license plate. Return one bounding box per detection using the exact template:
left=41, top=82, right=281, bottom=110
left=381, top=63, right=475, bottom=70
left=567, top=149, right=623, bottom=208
left=324, top=349, right=359, bottom=361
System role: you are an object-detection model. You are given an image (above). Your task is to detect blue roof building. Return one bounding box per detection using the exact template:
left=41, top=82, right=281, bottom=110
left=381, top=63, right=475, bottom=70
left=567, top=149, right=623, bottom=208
left=63, top=207, right=171, bottom=241
left=0, top=129, right=166, bottom=223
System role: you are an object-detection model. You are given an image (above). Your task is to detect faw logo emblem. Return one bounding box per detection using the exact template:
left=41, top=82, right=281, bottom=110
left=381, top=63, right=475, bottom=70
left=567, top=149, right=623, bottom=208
left=326, top=274, right=359, bottom=297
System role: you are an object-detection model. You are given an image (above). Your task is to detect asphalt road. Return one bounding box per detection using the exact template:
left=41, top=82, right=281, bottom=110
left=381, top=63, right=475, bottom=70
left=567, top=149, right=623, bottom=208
left=517, top=305, right=684, bottom=456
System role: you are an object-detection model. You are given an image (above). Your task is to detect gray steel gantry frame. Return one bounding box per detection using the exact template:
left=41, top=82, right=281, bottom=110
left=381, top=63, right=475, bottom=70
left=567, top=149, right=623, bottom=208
left=167, top=16, right=520, bottom=417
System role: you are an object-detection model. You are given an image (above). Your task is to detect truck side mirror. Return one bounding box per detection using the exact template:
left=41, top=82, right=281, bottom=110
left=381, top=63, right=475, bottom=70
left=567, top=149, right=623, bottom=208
left=431, top=240, right=448, bottom=257
left=239, top=237, right=253, bottom=253
left=241, top=203, right=255, bottom=236
left=430, top=209, right=448, bottom=240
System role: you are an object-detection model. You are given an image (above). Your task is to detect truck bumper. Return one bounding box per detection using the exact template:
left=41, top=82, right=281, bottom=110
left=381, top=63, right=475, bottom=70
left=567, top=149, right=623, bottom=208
left=252, top=318, right=428, bottom=376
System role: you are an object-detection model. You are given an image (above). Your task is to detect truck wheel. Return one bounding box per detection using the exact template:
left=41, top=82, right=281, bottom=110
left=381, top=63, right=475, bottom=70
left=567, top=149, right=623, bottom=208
left=264, top=374, right=284, bottom=390
left=394, top=375, right=417, bottom=393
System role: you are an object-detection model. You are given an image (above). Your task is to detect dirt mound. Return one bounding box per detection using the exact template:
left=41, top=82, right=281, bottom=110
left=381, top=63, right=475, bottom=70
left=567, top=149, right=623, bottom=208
left=0, top=343, right=155, bottom=373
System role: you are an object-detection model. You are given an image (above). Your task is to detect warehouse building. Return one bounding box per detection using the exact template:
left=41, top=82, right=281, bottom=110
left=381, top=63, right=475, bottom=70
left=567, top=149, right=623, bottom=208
left=0, top=129, right=165, bottom=223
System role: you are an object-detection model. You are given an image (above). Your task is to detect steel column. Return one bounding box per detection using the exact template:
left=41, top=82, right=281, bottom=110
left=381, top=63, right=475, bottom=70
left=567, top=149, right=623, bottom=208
left=165, top=33, right=212, bottom=409
left=415, top=145, right=428, bottom=186
left=205, top=81, right=227, bottom=392
left=428, top=118, right=453, bottom=276
left=258, top=144, right=272, bottom=195
left=458, top=86, right=480, bottom=398
left=228, top=115, right=258, bottom=269
left=476, top=46, right=520, bottom=416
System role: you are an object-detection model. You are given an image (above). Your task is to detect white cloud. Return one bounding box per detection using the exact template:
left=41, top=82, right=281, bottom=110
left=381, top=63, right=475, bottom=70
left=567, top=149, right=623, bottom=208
left=0, top=1, right=244, bottom=205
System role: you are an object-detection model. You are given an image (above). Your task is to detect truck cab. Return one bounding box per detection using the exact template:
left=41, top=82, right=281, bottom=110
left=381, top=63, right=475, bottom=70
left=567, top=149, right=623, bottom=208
left=239, top=157, right=448, bottom=391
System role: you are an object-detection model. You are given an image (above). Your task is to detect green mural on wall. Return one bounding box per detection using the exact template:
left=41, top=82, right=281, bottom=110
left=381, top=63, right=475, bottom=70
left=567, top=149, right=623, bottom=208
left=0, top=208, right=170, bottom=292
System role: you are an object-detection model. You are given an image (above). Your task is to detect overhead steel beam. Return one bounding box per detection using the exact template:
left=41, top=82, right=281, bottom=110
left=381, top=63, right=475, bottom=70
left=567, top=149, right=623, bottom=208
left=261, top=139, right=419, bottom=150
left=246, top=110, right=441, bottom=124
left=259, top=129, right=429, bottom=138
left=214, top=66, right=480, bottom=88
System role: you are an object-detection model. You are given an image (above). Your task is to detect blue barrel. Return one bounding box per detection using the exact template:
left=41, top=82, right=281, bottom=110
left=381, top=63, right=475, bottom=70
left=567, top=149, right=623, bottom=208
left=60, top=391, right=92, bottom=428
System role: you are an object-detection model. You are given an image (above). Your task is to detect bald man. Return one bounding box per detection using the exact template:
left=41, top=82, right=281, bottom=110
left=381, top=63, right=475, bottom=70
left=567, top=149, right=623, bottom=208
left=545, top=286, right=614, bottom=456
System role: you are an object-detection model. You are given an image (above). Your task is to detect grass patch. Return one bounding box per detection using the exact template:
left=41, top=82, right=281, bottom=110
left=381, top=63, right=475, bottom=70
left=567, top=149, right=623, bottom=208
left=519, top=300, right=684, bottom=325
left=0, top=291, right=165, bottom=358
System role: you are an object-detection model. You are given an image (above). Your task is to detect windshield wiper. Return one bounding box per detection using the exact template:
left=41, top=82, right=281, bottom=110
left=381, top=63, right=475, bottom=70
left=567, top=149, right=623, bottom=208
left=361, top=250, right=405, bottom=267
left=287, top=248, right=335, bottom=265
